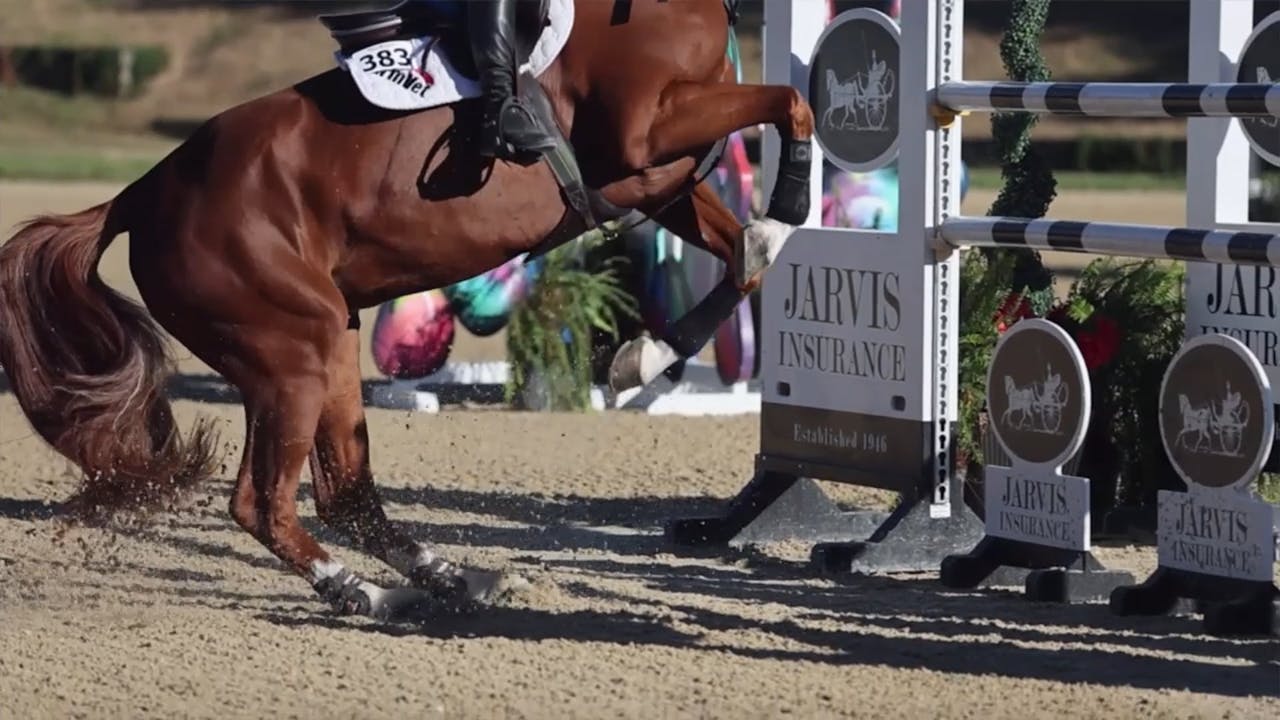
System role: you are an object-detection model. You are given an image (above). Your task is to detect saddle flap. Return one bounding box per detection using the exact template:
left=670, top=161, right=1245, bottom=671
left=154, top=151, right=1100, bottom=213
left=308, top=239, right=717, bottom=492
left=333, top=0, right=574, bottom=114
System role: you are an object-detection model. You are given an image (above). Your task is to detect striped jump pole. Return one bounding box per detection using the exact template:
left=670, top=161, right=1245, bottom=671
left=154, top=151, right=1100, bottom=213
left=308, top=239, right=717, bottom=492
left=936, top=81, right=1280, bottom=117
left=940, top=216, right=1280, bottom=268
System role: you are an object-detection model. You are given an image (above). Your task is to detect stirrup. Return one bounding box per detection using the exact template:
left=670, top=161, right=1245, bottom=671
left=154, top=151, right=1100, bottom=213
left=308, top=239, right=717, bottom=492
left=497, top=98, right=557, bottom=153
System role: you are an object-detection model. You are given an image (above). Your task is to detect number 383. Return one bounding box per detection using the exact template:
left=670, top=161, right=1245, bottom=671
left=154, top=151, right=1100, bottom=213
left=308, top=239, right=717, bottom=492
left=359, top=48, right=410, bottom=71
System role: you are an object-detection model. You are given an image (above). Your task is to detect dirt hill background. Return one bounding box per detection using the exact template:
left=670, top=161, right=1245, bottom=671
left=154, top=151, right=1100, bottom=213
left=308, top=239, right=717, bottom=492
left=7, top=0, right=1273, bottom=150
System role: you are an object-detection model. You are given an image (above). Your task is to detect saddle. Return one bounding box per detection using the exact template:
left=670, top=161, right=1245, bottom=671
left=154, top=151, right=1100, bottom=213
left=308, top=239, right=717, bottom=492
left=318, top=0, right=550, bottom=80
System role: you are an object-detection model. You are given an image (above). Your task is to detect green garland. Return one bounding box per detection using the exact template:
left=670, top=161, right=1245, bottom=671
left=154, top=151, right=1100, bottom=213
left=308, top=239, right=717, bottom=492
left=955, top=0, right=1057, bottom=473
left=985, top=0, right=1057, bottom=294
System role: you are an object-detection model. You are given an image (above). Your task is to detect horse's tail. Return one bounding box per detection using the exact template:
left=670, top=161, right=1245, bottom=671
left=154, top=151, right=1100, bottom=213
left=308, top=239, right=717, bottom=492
left=827, top=68, right=838, bottom=92
left=1004, top=376, right=1015, bottom=394
left=0, top=200, right=219, bottom=521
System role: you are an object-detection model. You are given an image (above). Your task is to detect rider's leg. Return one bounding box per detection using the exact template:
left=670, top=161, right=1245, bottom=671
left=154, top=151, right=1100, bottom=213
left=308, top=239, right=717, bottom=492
left=467, top=0, right=557, bottom=162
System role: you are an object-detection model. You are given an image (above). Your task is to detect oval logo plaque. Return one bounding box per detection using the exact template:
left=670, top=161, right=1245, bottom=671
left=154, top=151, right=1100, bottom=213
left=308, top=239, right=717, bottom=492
left=1237, top=11, right=1280, bottom=168
left=808, top=8, right=901, bottom=173
left=1159, top=333, right=1273, bottom=491
left=986, top=319, right=1091, bottom=469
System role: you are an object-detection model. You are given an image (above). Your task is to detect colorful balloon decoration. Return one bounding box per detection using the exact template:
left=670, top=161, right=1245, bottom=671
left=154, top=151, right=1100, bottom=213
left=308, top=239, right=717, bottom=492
left=706, top=130, right=760, bottom=386
left=371, top=289, right=456, bottom=379
left=713, top=285, right=758, bottom=385
left=707, top=25, right=761, bottom=385
left=371, top=254, right=543, bottom=380
left=822, top=161, right=968, bottom=232
left=443, top=254, right=545, bottom=337
left=823, top=166, right=901, bottom=231
left=642, top=231, right=695, bottom=339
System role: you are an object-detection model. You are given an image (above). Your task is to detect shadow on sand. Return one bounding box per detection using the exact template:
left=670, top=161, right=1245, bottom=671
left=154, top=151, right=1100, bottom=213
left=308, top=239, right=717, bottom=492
left=0, top=380, right=1273, bottom=699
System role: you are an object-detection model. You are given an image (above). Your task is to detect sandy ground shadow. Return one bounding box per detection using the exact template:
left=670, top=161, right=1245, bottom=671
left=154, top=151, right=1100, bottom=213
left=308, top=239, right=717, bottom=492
left=0, top=396, right=1276, bottom=718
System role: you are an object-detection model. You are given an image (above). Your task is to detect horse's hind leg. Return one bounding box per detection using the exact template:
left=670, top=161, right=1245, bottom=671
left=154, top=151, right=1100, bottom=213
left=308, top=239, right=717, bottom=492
left=171, top=310, right=439, bottom=619
left=225, top=350, right=436, bottom=619
left=308, top=328, right=524, bottom=608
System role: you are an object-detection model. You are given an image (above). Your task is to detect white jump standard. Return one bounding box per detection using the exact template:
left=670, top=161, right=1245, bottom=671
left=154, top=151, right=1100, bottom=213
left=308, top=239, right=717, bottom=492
left=666, top=3, right=985, bottom=572
left=929, top=1, right=1279, bottom=625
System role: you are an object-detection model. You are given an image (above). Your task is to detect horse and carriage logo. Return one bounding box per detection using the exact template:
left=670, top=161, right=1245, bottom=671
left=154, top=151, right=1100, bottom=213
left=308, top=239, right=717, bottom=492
left=821, top=48, right=897, bottom=133
left=1237, top=12, right=1280, bottom=166
left=1000, top=364, right=1069, bottom=435
left=1243, top=67, right=1279, bottom=130
left=1174, top=383, right=1251, bottom=458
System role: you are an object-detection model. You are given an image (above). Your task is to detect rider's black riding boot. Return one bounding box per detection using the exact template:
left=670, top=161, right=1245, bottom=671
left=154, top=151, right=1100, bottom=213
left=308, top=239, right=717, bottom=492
left=467, top=0, right=557, bottom=162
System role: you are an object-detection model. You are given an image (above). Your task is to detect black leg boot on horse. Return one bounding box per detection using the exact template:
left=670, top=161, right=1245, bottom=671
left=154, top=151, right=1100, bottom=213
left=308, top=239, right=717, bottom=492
left=469, top=0, right=557, bottom=164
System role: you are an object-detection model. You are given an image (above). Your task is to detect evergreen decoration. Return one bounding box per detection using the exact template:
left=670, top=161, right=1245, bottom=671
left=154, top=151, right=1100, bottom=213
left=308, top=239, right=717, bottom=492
left=984, top=0, right=1057, bottom=294
left=956, top=0, right=1057, bottom=475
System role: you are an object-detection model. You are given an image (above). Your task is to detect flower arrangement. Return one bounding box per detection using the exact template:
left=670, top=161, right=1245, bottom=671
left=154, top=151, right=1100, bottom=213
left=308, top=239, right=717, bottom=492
left=993, top=291, right=1123, bottom=373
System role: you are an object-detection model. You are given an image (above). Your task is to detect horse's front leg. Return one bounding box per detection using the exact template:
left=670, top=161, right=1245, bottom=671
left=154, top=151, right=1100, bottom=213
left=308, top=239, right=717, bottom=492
left=608, top=180, right=754, bottom=391
left=605, top=81, right=814, bottom=392
left=621, top=80, right=814, bottom=288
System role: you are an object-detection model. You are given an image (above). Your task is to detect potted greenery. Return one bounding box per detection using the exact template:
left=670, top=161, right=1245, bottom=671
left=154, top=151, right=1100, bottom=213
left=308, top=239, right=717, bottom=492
left=504, top=226, right=637, bottom=412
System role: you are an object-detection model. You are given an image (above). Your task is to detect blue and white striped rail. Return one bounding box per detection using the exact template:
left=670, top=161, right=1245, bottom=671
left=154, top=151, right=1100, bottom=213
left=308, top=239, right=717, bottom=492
left=937, top=82, right=1280, bottom=117
left=940, top=217, right=1280, bottom=267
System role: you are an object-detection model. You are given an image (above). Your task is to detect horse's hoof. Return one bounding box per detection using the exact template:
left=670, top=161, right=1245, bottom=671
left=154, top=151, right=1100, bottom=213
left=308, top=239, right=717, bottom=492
left=317, top=571, right=442, bottom=622
left=736, top=218, right=794, bottom=288
left=410, top=565, right=530, bottom=610
left=459, top=568, right=530, bottom=606
left=608, top=336, right=680, bottom=393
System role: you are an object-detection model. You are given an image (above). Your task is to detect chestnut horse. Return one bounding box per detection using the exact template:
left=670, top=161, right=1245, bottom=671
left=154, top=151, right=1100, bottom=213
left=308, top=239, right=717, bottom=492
left=0, top=0, right=813, bottom=619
